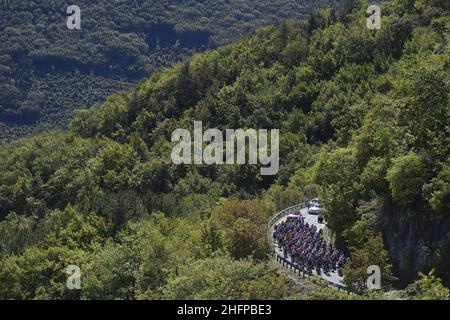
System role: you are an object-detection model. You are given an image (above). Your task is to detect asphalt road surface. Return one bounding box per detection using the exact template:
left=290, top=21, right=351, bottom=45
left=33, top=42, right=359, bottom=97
left=273, top=207, right=345, bottom=287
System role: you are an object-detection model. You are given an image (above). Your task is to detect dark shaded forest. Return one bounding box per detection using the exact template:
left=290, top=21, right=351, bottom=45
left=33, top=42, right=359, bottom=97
left=0, top=0, right=336, bottom=142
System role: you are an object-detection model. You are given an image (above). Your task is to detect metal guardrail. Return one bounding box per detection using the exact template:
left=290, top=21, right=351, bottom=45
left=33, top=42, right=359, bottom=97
left=266, top=202, right=347, bottom=291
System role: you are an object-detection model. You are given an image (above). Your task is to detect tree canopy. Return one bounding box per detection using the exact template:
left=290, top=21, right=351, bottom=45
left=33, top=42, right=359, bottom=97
left=0, top=0, right=449, bottom=299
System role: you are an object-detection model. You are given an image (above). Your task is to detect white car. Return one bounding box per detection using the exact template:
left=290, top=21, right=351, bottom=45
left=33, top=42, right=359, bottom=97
left=308, top=205, right=321, bottom=215
left=309, top=198, right=321, bottom=207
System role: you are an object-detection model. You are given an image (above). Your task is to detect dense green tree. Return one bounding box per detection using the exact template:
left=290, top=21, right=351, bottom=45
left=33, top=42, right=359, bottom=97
left=156, top=256, right=293, bottom=300
left=0, top=246, right=87, bottom=300
left=429, top=159, right=450, bottom=213
left=402, top=271, right=450, bottom=300
left=0, top=213, right=35, bottom=258
left=386, top=153, right=426, bottom=207
left=344, top=235, right=396, bottom=294
left=315, top=148, right=361, bottom=245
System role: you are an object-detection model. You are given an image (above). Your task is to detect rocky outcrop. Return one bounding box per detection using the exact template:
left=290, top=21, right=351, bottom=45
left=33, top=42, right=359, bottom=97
left=382, top=201, right=450, bottom=287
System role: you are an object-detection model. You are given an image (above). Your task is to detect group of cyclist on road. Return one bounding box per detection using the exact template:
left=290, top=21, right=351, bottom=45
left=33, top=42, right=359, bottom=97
left=273, top=214, right=349, bottom=277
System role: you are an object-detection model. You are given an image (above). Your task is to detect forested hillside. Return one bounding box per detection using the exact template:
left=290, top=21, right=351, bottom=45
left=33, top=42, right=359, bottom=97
left=0, top=0, right=336, bottom=142
left=0, top=0, right=449, bottom=300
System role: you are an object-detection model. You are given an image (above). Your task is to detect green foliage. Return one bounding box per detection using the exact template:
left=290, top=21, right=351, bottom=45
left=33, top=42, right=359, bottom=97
left=0, top=246, right=87, bottom=300
left=0, top=0, right=449, bottom=299
left=402, top=270, right=450, bottom=300
left=0, top=213, right=35, bottom=258
left=429, top=159, right=450, bottom=213
left=315, top=148, right=361, bottom=245
left=273, top=186, right=307, bottom=211
left=38, top=206, right=108, bottom=250
left=212, top=199, right=272, bottom=261
left=0, top=0, right=336, bottom=142
left=155, top=256, right=292, bottom=300
left=344, top=235, right=396, bottom=294
left=386, top=153, right=425, bottom=207
left=344, top=198, right=383, bottom=249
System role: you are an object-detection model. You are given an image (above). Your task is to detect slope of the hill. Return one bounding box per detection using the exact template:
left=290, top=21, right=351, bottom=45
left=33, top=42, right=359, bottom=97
left=0, top=0, right=337, bottom=142
left=0, top=0, right=449, bottom=299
